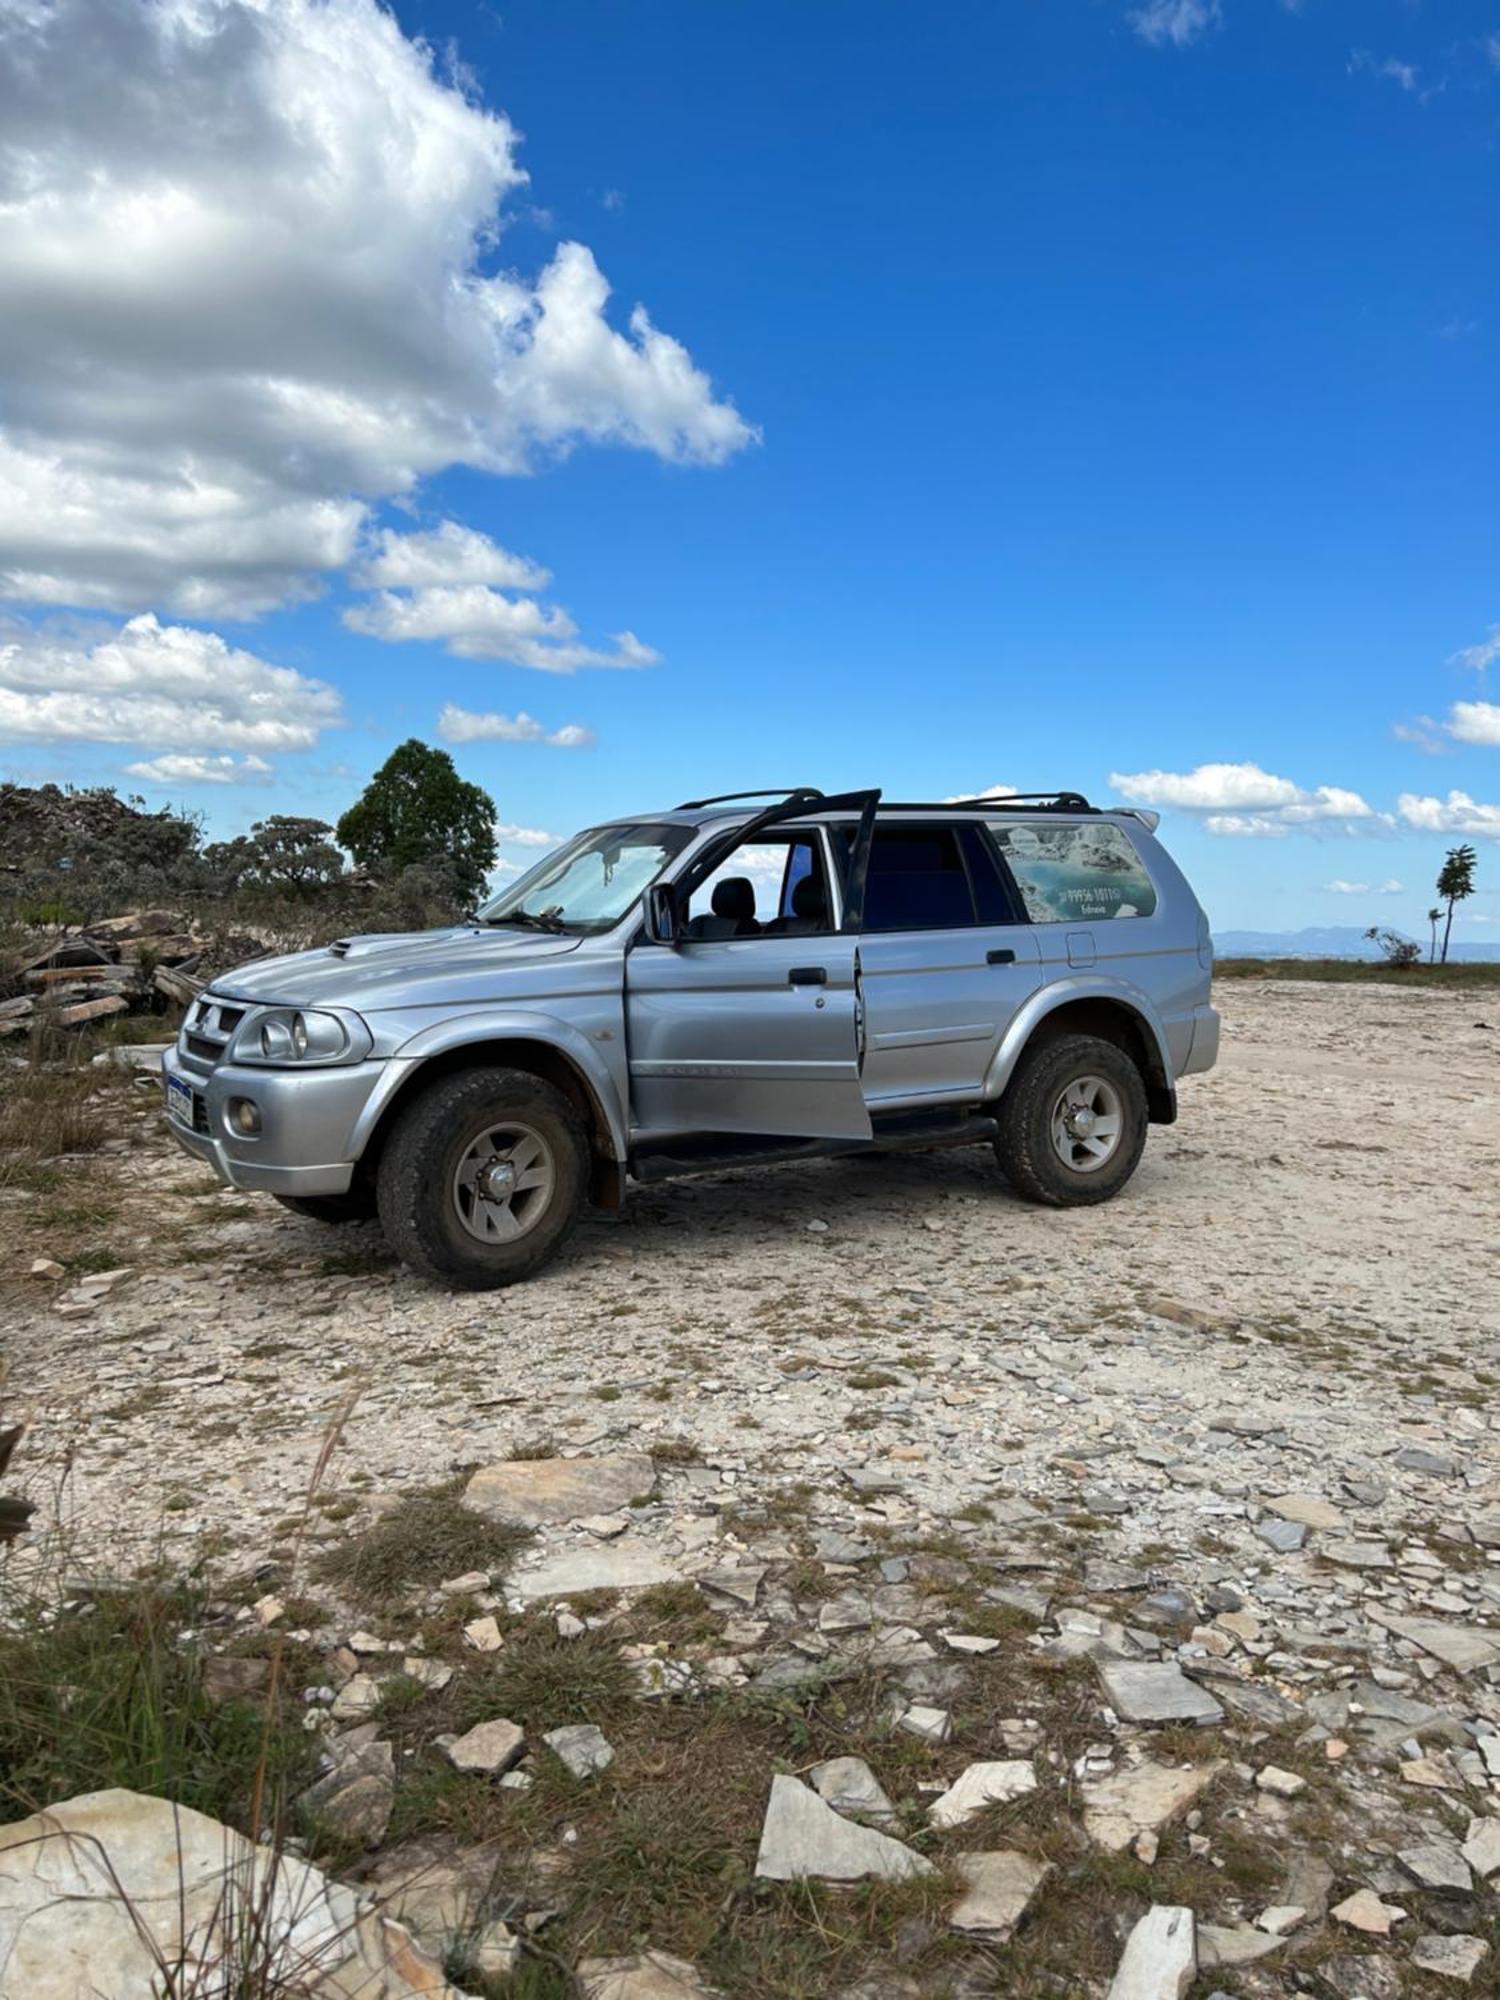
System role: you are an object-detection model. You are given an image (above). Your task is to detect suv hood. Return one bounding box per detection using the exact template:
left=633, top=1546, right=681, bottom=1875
left=214, top=926, right=583, bottom=1009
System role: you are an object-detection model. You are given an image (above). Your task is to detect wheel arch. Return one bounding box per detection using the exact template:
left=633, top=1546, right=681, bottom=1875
left=352, top=1021, right=628, bottom=1207
left=987, top=984, right=1177, bottom=1124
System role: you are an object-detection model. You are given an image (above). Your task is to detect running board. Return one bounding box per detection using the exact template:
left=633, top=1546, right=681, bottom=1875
left=629, top=1110, right=999, bottom=1185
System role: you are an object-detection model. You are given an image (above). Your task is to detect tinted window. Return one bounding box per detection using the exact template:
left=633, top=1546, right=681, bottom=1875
left=989, top=821, right=1158, bottom=922
left=862, top=826, right=977, bottom=932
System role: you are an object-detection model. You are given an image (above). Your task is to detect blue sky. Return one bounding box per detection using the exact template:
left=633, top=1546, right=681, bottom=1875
left=1, top=0, right=1498, bottom=938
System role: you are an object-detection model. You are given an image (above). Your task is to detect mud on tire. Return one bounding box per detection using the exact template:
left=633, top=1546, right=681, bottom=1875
left=376, top=1065, right=588, bottom=1288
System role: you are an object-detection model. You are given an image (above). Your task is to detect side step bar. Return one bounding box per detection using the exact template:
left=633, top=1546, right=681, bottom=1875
left=629, top=1110, right=999, bottom=1185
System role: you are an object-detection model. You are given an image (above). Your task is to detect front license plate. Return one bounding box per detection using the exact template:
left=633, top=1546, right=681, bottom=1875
left=166, top=1073, right=196, bottom=1128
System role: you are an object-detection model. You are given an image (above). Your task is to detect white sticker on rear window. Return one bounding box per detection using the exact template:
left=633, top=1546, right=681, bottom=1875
left=990, top=822, right=1157, bottom=922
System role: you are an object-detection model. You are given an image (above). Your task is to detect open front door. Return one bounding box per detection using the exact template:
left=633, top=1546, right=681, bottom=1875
left=625, top=791, right=879, bottom=1142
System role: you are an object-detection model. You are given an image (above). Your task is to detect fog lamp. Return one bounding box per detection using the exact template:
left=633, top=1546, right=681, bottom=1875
left=229, top=1097, right=261, bottom=1135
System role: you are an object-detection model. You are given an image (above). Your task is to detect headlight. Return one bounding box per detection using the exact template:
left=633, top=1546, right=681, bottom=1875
left=230, top=1006, right=372, bottom=1067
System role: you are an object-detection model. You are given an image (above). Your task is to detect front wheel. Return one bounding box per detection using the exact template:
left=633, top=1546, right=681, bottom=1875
left=376, top=1066, right=588, bottom=1288
left=994, top=1032, right=1148, bottom=1207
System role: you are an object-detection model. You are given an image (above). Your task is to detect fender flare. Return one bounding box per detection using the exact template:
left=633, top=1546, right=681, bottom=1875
left=982, top=975, right=1174, bottom=1105
left=348, top=1010, right=629, bottom=1162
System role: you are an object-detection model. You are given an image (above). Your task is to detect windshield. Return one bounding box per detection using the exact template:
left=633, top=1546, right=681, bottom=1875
left=476, top=822, right=694, bottom=934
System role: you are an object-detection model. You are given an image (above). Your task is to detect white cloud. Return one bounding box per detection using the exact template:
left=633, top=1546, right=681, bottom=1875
left=945, top=784, right=1018, bottom=802
left=346, top=583, right=658, bottom=672
left=1393, top=717, right=1447, bottom=755
left=1324, top=878, right=1402, bottom=896
left=124, top=752, right=273, bottom=786
left=353, top=523, right=550, bottom=593
left=1113, top=762, right=1379, bottom=837
left=1447, top=701, right=1500, bottom=748
left=437, top=703, right=595, bottom=748
left=0, top=614, right=342, bottom=750
left=494, top=822, right=559, bottom=847
left=0, top=0, right=753, bottom=618
left=1349, top=51, right=1419, bottom=93
left=1130, top=1, right=1222, bottom=48
left=1110, top=762, right=1304, bottom=811
left=1450, top=626, right=1500, bottom=675
left=1397, top=790, right=1500, bottom=839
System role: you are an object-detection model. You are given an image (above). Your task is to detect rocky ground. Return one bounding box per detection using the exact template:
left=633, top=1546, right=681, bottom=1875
left=3, top=977, right=1499, bottom=1997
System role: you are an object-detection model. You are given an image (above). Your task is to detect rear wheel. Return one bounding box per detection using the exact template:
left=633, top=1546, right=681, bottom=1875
left=994, top=1032, right=1148, bottom=1206
left=274, top=1189, right=376, bottom=1226
left=376, top=1066, right=588, bottom=1288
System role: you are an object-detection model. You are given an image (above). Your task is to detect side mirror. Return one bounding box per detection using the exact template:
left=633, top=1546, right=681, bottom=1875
left=644, top=883, right=681, bottom=947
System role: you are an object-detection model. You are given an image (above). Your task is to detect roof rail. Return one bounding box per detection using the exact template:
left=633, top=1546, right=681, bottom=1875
left=881, top=791, right=1096, bottom=814
left=675, top=786, right=826, bottom=810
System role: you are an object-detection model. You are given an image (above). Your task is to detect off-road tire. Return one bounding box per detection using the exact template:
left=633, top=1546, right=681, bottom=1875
left=994, top=1032, right=1148, bottom=1207
left=376, top=1065, right=588, bottom=1288
left=274, top=1189, right=377, bottom=1226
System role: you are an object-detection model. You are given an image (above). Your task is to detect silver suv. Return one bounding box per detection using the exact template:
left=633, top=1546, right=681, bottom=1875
left=162, top=787, right=1219, bottom=1288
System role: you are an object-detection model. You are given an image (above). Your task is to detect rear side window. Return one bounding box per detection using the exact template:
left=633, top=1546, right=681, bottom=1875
left=989, top=821, right=1158, bottom=922
left=861, top=826, right=976, bottom=932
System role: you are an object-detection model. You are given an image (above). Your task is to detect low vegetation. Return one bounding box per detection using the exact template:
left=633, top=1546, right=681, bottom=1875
left=1215, top=954, right=1500, bottom=987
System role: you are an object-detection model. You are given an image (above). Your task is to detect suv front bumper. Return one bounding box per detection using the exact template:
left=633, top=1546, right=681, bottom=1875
left=161, top=1042, right=385, bottom=1195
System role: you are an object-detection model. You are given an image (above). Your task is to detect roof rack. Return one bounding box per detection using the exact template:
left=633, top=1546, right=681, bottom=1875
left=882, top=791, right=1097, bottom=814
left=675, top=787, right=825, bottom=810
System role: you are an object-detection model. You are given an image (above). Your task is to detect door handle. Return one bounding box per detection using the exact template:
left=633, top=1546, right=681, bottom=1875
left=987, top=948, right=1016, bottom=965
left=788, top=966, right=827, bottom=986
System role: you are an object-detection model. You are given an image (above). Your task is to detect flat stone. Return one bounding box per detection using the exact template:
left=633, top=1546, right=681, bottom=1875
left=462, top=1614, right=503, bottom=1651
left=445, top=1717, right=526, bottom=1776
left=1398, top=1839, right=1471, bottom=1891
left=1106, top=1904, right=1196, bottom=2000
left=1256, top=1906, right=1306, bottom=1936
left=1098, top=1661, right=1225, bottom=1728
left=818, top=1593, right=873, bottom=1634
left=299, top=1735, right=395, bottom=1847
left=1320, top=1954, right=1400, bottom=2000
left=940, top=1631, right=1002, bottom=1655
left=927, top=1760, right=1038, bottom=1829
left=1198, top=1924, right=1284, bottom=1968
left=1395, top=1448, right=1458, bottom=1478
left=1256, top=1519, right=1306, bottom=1554
left=843, top=1466, right=903, bottom=1496
left=949, top=1849, right=1051, bottom=1940
left=754, top=1773, right=932, bottom=1881
left=0, top=1788, right=463, bottom=1998
left=515, top=1540, right=681, bottom=1600
left=544, top=1723, right=614, bottom=1779
left=1081, top=1760, right=1223, bottom=1853
left=898, top=1704, right=952, bottom=1744
left=464, top=1454, right=656, bottom=1526
left=808, top=1756, right=894, bottom=1822
left=579, top=1949, right=721, bottom=1998
left=1322, top=1540, right=1392, bottom=1571
left=1331, top=1889, right=1404, bottom=1935
left=1461, top=1815, right=1500, bottom=1878
left=1266, top=1494, right=1346, bottom=1531
left=1367, top=1608, right=1500, bottom=1674
left=814, top=1533, right=875, bottom=1564
left=698, top=1567, right=764, bottom=1608
left=1411, top=1935, right=1489, bottom=1985
left=330, top=1672, right=382, bottom=1722
left=1255, top=1765, right=1306, bottom=1799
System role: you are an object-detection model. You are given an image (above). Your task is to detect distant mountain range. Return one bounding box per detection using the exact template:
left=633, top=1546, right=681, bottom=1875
left=1213, top=925, right=1500, bottom=962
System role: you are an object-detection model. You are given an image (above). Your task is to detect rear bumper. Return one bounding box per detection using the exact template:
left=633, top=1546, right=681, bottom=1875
left=1181, top=1003, right=1221, bottom=1077
left=160, top=1043, right=383, bottom=1195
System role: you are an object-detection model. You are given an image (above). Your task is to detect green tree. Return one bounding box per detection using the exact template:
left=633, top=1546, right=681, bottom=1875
left=335, top=740, right=497, bottom=909
left=1435, top=843, right=1477, bottom=965
left=1426, top=906, right=1442, bottom=966
left=204, top=816, right=344, bottom=897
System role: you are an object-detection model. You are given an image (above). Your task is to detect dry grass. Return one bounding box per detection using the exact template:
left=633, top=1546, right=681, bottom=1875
left=311, top=1479, right=530, bottom=1606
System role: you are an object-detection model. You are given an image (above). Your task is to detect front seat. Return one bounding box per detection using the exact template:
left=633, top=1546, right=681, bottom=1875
left=766, top=872, right=828, bottom=935
left=685, top=875, right=762, bottom=939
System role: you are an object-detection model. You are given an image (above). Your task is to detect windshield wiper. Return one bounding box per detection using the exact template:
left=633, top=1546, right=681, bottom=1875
left=483, top=908, right=569, bottom=935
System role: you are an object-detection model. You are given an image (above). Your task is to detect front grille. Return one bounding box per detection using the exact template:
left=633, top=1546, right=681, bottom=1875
left=179, top=996, right=248, bottom=1074
left=192, top=1091, right=211, bottom=1135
